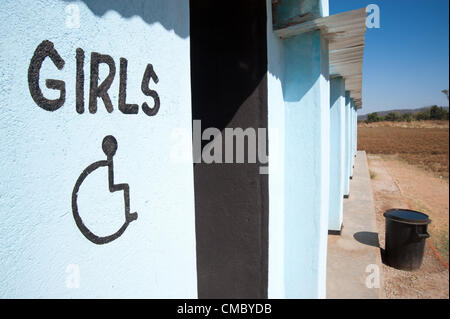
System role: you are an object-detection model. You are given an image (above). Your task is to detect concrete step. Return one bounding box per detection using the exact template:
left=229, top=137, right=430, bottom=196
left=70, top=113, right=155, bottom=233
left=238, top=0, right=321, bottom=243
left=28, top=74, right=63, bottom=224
left=326, top=151, right=384, bottom=299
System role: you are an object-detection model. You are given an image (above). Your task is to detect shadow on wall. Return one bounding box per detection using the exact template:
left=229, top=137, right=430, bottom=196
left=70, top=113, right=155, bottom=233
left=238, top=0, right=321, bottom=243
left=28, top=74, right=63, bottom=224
left=190, top=0, right=269, bottom=299
left=63, top=0, right=189, bottom=38
left=273, top=0, right=321, bottom=28
left=330, top=78, right=341, bottom=108
left=277, top=29, right=330, bottom=298
left=282, top=32, right=323, bottom=103
left=190, top=0, right=268, bottom=151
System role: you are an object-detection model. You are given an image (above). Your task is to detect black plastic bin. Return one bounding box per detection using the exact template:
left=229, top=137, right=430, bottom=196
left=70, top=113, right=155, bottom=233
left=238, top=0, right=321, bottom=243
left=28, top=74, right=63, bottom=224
left=383, top=209, right=431, bottom=271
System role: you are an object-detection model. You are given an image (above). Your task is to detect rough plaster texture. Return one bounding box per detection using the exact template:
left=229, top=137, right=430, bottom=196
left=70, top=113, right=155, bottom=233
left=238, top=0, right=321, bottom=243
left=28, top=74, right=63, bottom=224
left=282, top=30, right=330, bottom=299
left=350, top=99, right=355, bottom=177
left=343, top=91, right=351, bottom=197
left=356, top=108, right=358, bottom=154
left=352, top=105, right=355, bottom=161
left=353, top=105, right=358, bottom=158
left=267, top=0, right=330, bottom=299
left=0, top=0, right=197, bottom=298
left=328, top=77, right=345, bottom=231
left=267, top=0, right=286, bottom=299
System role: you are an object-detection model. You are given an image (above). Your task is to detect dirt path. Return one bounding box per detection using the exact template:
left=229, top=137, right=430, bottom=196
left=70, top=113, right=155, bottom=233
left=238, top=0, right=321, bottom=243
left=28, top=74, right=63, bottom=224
left=368, top=155, right=449, bottom=299
left=381, top=155, right=449, bottom=263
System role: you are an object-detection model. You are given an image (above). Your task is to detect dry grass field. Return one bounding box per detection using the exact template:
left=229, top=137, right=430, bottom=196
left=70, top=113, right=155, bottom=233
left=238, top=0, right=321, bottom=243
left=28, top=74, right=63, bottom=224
left=358, top=121, right=449, bottom=178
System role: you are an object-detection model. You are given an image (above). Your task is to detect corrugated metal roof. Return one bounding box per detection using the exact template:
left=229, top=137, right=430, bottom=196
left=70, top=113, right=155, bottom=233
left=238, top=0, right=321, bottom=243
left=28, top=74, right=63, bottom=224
left=274, top=8, right=366, bottom=108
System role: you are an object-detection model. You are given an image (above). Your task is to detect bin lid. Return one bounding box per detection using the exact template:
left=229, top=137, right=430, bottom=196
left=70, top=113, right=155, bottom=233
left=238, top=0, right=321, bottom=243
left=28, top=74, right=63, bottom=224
left=383, top=209, right=431, bottom=225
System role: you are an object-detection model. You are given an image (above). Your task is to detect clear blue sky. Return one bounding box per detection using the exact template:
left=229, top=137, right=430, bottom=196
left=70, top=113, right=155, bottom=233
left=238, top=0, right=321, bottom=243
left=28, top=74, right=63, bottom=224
left=331, top=0, right=449, bottom=114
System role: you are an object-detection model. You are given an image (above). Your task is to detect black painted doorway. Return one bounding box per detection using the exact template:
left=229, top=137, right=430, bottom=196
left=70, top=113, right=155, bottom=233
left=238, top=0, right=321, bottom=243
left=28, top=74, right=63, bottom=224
left=190, top=0, right=269, bottom=299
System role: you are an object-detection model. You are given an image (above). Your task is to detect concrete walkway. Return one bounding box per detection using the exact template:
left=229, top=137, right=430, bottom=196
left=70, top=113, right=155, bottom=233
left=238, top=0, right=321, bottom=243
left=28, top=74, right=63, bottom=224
left=326, top=151, right=384, bottom=299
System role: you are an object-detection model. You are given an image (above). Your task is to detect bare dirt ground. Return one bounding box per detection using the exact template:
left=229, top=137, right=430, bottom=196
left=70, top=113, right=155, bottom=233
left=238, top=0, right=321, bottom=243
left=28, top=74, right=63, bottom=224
left=368, top=155, right=449, bottom=299
left=358, top=122, right=449, bottom=178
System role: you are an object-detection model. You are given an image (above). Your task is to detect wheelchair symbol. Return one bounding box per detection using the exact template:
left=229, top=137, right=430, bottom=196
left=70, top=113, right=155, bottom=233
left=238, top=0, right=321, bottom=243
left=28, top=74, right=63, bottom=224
left=71, top=135, right=138, bottom=244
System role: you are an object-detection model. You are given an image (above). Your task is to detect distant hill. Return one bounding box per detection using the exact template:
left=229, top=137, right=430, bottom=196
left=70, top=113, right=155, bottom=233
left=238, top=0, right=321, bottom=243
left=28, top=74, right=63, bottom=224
left=358, top=106, right=449, bottom=121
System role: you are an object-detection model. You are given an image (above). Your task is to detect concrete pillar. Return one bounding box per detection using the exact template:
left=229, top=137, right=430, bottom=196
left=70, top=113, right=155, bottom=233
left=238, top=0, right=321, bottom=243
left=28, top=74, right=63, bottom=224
left=352, top=99, right=357, bottom=177
left=354, top=105, right=357, bottom=165
left=282, top=29, right=330, bottom=298
left=267, top=0, right=286, bottom=298
left=354, top=106, right=358, bottom=157
left=328, top=77, right=345, bottom=232
left=350, top=99, right=355, bottom=178
left=351, top=105, right=355, bottom=158
left=343, top=91, right=351, bottom=197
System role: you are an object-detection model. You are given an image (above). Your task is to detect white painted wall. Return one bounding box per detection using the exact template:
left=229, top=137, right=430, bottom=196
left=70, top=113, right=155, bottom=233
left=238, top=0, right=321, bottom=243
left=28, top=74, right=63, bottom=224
left=267, top=0, right=286, bottom=299
left=329, top=77, right=346, bottom=231
left=0, top=0, right=197, bottom=298
left=267, top=0, right=330, bottom=299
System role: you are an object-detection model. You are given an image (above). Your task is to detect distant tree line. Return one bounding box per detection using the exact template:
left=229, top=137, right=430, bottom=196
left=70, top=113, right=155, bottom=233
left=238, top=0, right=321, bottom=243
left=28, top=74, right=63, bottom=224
left=365, top=106, right=449, bottom=123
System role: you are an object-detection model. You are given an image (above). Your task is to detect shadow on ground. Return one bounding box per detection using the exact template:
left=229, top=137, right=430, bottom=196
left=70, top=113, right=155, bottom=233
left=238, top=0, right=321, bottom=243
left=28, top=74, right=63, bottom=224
left=353, top=231, right=380, bottom=248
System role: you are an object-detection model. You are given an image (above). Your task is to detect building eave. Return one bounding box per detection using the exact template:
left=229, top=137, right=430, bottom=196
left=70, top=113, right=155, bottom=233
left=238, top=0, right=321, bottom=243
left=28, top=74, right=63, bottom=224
left=274, top=8, right=366, bottom=109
